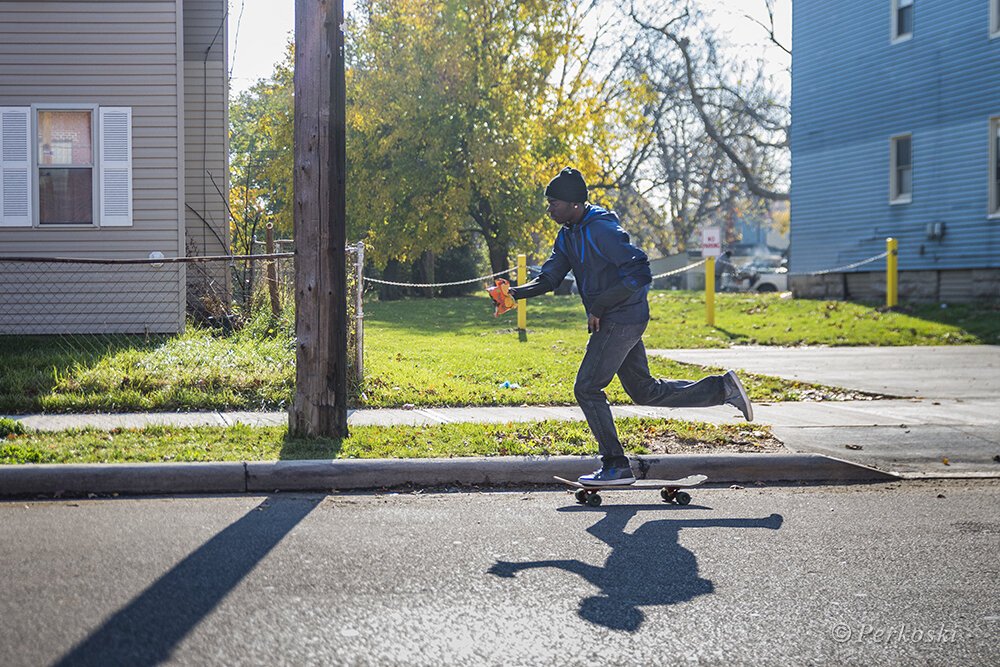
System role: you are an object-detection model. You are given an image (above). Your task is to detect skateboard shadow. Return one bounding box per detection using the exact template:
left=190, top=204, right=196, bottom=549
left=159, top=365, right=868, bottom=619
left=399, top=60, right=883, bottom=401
left=488, top=506, right=783, bottom=633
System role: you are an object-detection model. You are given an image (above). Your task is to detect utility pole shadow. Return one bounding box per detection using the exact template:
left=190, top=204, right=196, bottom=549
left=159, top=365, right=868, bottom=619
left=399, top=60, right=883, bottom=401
left=489, top=505, right=783, bottom=632
left=54, top=495, right=318, bottom=667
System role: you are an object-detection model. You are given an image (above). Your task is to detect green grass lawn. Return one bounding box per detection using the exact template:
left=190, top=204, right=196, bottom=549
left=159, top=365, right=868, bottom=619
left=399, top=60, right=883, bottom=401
left=0, top=418, right=779, bottom=465
left=2, top=291, right=997, bottom=413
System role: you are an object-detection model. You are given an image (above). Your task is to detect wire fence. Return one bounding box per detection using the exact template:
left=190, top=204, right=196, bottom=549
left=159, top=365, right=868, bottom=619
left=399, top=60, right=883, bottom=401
left=0, top=253, right=300, bottom=334
left=807, top=251, right=889, bottom=276
left=0, top=249, right=362, bottom=414
left=360, top=259, right=709, bottom=290
left=652, top=258, right=708, bottom=280
left=0, top=243, right=893, bottom=415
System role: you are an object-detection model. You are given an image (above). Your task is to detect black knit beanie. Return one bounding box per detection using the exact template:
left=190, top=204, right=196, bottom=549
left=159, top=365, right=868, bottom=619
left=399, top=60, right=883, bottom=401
left=544, top=167, right=588, bottom=203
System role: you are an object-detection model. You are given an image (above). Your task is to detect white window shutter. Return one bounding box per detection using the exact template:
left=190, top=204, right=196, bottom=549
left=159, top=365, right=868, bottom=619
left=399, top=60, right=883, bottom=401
left=0, top=107, right=32, bottom=227
left=99, top=107, right=132, bottom=226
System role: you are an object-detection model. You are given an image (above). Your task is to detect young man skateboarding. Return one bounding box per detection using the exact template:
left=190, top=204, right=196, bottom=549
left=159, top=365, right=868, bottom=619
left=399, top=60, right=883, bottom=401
left=508, top=167, right=753, bottom=487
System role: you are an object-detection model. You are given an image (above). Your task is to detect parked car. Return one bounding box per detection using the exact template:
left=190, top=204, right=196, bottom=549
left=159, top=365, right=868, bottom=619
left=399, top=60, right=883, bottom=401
left=743, top=258, right=789, bottom=293
left=752, top=266, right=788, bottom=293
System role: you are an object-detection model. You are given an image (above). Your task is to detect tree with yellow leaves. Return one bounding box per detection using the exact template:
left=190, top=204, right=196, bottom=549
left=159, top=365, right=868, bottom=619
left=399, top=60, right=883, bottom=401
left=347, top=0, right=652, bottom=273
left=229, top=41, right=295, bottom=253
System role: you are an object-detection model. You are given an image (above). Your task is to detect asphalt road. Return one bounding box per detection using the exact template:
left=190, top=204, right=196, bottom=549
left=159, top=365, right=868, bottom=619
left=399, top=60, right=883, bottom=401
left=1, top=481, right=998, bottom=666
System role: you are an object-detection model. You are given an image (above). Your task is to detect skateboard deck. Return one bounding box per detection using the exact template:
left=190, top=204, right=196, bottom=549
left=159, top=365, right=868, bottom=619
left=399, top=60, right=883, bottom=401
left=554, top=474, right=707, bottom=507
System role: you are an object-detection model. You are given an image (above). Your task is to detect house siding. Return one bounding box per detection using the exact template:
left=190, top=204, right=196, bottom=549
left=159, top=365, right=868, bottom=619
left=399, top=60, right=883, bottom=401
left=183, top=0, right=228, bottom=258
left=0, top=0, right=185, bottom=332
left=0, top=0, right=230, bottom=333
left=182, top=0, right=229, bottom=306
left=791, top=0, right=1000, bottom=296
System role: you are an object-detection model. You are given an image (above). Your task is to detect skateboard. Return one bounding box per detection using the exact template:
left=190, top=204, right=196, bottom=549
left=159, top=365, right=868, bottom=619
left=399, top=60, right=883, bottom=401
left=554, top=474, right=708, bottom=507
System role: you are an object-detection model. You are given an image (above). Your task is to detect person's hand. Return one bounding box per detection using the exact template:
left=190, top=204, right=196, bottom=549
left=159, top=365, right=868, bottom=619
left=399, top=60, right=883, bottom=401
left=588, top=313, right=600, bottom=334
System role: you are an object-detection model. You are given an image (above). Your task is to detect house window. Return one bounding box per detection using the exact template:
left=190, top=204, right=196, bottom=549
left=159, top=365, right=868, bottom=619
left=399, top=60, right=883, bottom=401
left=890, top=134, right=912, bottom=203
left=892, top=0, right=914, bottom=42
left=991, top=118, right=1000, bottom=215
left=0, top=105, right=131, bottom=228
left=37, top=110, right=94, bottom=225
left=992, top=0, right=1000, bottom=38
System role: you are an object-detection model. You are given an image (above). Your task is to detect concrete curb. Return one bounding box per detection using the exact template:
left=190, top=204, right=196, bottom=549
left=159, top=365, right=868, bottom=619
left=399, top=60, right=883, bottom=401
left=0, top=453, right=897, bottom=498
left=0, top=462, right=247, bottom=497
left=246, top=453, right=897, bottom=491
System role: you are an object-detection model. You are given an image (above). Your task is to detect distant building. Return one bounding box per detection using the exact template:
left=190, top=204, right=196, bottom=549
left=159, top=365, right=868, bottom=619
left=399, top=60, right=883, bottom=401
left=791, top=0, right=1000, bottom=302
left=729, top=203, right=789, bottom=263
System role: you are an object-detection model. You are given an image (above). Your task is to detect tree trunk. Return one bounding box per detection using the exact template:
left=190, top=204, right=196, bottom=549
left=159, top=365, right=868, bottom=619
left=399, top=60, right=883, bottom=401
left=379, top=259, right=406, bottom=301
left=470, top=190, right=509, bottom=276
left=487, top=239, right=509, bottom=278
left=417, top=250, right=435, bottom=298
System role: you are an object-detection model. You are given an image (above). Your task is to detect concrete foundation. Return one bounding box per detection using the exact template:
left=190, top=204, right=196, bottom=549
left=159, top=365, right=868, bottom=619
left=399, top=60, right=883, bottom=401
left=790, top=268, right=1000, bottom=303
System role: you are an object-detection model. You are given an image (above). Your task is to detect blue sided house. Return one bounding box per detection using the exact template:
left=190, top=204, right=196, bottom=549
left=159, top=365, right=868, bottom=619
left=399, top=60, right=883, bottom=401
left=790, top=0, right=1000, bottom=301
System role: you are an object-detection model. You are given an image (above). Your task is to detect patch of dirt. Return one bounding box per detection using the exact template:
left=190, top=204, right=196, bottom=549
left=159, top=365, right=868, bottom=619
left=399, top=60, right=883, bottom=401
left=795, top=387, right=895, bottom=401
left=642, top=431, right=785, bottom=455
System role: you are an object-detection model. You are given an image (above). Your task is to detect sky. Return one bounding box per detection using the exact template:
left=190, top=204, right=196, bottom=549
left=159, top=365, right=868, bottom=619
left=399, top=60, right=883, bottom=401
left=226, top=0, right=791, bottom=95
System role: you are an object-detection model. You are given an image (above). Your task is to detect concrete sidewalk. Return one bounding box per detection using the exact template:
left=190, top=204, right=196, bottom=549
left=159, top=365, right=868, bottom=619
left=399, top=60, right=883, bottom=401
left=7, top=396, right=1000, bottom=476
left=2, top=345, right=998, bottom=496
left=649, top=345, right=1000, bottom=476
left=648, top=344, right=1000, bottom=399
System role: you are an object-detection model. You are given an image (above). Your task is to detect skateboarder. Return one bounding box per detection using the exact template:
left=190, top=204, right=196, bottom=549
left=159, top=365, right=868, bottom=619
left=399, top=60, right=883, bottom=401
left=508, top=167, right=753, bottom=487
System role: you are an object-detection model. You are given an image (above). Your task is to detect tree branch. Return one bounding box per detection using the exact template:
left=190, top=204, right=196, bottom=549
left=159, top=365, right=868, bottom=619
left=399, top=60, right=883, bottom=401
left=630, top=7, right=789, bottom=201
left=743, top=0, right=791, bottom=57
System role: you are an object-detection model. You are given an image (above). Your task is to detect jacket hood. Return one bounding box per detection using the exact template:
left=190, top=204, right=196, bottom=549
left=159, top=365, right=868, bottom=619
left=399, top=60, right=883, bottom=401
left=566, top=204, right=619, bottom=228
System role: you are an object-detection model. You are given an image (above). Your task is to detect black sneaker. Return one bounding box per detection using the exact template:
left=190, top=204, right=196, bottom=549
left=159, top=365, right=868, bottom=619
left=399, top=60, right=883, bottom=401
left=578, top=466, right=636, bottom=486
left=723, top=370, right=754, bottom=421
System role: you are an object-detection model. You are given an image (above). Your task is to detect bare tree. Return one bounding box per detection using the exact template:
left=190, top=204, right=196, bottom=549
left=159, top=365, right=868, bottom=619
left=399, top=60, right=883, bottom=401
left=628, top=1, right=790, bottom=203
left=599, top=4, right=775, bottom=254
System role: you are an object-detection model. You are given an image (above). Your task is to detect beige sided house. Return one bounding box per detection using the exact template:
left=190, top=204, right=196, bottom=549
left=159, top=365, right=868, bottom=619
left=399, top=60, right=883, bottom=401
left=0, top=0, right=229, bottom=334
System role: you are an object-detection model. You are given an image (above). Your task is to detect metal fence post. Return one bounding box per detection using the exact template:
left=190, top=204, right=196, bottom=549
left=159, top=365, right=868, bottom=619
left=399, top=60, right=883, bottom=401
left=265, top=223, right=281, bottom=317
left=705, top=256, right=716, bottom=326
left=517, top=253, right=527, bottom=333
left=886, top=237, right=898, bottom=308
left=354, top=241, right=365, bottom=385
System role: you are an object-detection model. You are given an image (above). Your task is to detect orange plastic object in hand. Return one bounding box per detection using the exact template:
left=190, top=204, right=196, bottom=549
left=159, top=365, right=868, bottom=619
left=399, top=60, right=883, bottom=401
left=487, top=278, right=517, bottom=317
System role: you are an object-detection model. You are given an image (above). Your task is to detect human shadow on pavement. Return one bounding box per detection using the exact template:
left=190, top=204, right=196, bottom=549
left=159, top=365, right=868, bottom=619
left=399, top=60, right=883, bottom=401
left=53, top=495, right=318, bottom=667
left=489, top=505, right=783, bottom=632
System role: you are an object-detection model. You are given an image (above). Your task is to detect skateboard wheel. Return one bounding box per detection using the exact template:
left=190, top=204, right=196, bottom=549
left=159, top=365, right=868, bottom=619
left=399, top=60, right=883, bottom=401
left=586, top=493, right=602, bottom=507
left=660, top=488, right=674, bottom=502
left=675, top=491, right=692, bottom=506
left=574, top=489, right=589, bottom=504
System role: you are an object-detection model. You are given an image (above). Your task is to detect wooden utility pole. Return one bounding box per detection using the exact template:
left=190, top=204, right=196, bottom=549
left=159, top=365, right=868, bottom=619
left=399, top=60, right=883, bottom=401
left=291, top=0, right=348, bottom=438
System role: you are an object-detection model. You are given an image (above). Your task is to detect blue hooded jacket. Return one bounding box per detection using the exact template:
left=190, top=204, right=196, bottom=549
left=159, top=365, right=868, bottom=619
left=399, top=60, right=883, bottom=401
left=537, top=205, right=652, bottom=324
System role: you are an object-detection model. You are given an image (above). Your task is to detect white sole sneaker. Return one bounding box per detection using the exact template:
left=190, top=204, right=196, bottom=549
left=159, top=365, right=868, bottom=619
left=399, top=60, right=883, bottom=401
left=578, top=473, right=637, bottom=487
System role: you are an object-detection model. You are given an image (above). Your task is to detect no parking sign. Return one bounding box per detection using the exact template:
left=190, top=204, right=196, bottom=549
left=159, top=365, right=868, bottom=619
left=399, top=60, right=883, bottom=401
left=701, top=227, right=721, bottom=257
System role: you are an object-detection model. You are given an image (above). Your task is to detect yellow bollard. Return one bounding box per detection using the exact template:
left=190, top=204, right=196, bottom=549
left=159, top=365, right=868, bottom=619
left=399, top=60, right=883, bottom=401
left=886, top=238, right=898, bottom=308
left=705, top=256, right=716, bottom=326
left=517, top=253, right=527, bottom=332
